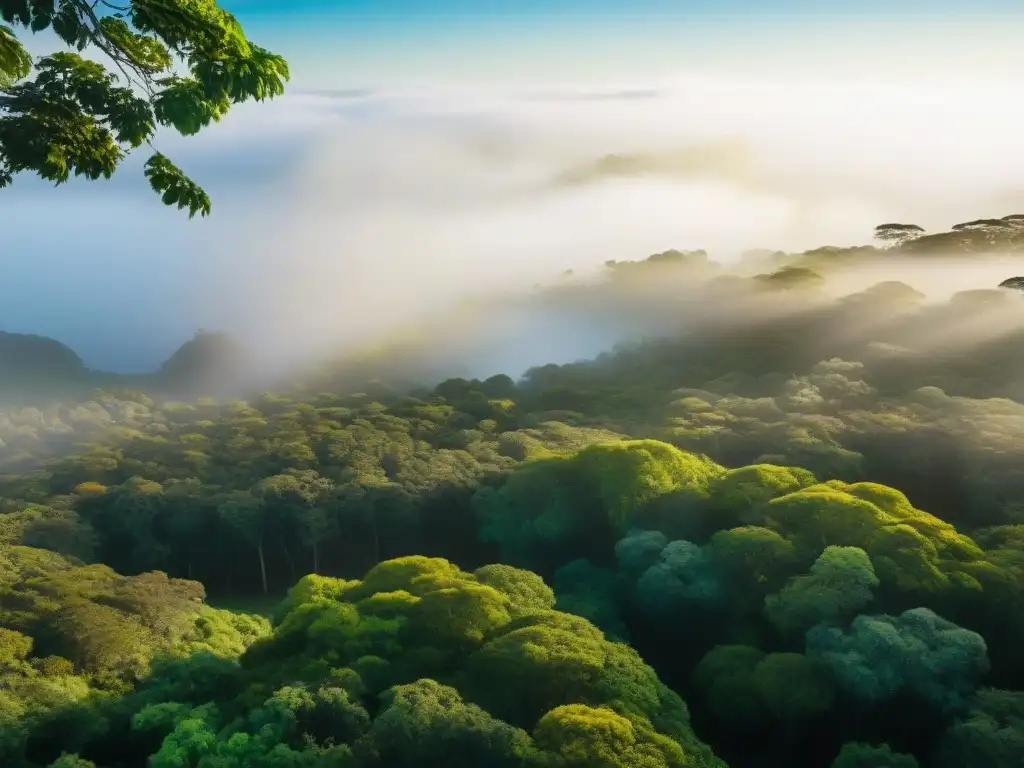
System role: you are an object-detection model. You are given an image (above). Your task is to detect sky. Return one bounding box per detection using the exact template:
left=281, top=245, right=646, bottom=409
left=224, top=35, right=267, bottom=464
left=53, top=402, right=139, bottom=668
left=4, top=2, right=1024, bottom=372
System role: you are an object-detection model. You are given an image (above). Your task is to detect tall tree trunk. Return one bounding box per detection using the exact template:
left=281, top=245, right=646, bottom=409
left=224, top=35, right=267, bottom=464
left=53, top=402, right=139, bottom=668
left=187, top=559, right=193, bottom=580
left=257, top=541, right=268, bottom=596
left=370, top=514, right=380, bottom=566
left=282, top=540, right=297, bottom=583
left=312, top=541, right=319, bottom=574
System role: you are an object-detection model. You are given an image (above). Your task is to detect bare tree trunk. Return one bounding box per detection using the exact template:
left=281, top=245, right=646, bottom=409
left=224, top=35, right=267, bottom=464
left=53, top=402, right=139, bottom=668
left=257, top=541, right=268, bottom=596
left=312, top=541, right=319, bottom=574
left=282, top=541, right=297, bottom=583
left=370, top=514, right=380, bottom=566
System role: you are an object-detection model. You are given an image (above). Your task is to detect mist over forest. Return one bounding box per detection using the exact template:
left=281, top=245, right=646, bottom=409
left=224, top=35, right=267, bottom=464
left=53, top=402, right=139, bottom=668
left=4, top=211, right=1024, bottom=766
left=7, top=214, right=1024, bottom=402
left=7, top=4, right=1024, bottom=768
left=8, top=71, right=1024, bottom=373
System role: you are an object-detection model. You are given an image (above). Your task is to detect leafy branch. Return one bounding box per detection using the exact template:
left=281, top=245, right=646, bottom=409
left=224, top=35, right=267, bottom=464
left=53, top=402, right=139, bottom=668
left=0, top=0, right=289, bottom=215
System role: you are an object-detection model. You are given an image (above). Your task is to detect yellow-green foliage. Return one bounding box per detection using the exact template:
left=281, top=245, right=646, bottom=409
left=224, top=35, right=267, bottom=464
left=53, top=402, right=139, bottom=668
left=477, top=440, right=724, bottom=561
left=0, top=544, right=268, bottom=690
left=174, top=605, right=270, bottom=658
left=245, top=555, right=725, bottom=768
left=0, top=545, right=74, bottom=588
left=356, top=590, right=421, bottom=618
left=0, top=671, right=92, bottom=725
left=0, top=548, right=272, bottom=757
left=758, top=482, right=987, bottom=597
left=533, top=704, right=689, bottom=768
left=346, top=556, right=467, bottom=601
left=498, top=422, right=625, bottom=461
left=711, top=464, right=817, bottom=521
left=473, top=564, right=556, bottom=617
left=72, top=482, right=107, bottom=496
left=573, top=440, right=724, bottom=528
left=0, top=627, right=32, bottom=669
left=275, top=573, right=359, bottom=621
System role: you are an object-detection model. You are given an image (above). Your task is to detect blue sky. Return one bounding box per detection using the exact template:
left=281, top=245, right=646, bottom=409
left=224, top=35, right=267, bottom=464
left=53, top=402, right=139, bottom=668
left=221, top=0, right=1022, bottom=15
left=212, top=1, right=1024, bottom=88
left=4, top=2, right=1024, bottom=373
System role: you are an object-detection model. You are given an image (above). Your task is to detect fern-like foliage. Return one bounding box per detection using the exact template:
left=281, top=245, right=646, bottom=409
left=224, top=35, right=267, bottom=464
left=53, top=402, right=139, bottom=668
left=0, top=23, right=30, bottom=87
left=145, top=151, right=210, bottom=218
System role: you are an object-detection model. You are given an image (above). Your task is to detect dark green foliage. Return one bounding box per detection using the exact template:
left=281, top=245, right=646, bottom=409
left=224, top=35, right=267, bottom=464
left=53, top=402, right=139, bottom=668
left=693, top=645, right=835, bottom=734
left=692, top=645, right=770, bottom=730
left=704, top=526, right=799, bottom=604
left=997, top=276, right=1024, bottom=292
left=0, top=556, right=725, bottom=767
left=0, top=333, right=88, bottom=393
left=354, top=679, right=531, bottom=768
left=551, top=559, right=629, bottom=641
left=806, top=607, right=989, bottom=714
left=614, top=528, right=669, bottom=577
left=633, top=539, right=724, bottom=621
left=831, top=742, right=919, bottom=768
left=475, top=440, right=721, bottom=569
left=764, top=546, right=879, bottom=637
left=936, top=688, right=1024, bottom=768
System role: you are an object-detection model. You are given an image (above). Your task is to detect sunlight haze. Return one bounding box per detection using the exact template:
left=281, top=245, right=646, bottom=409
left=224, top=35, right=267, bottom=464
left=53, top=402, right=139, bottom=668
left=5, top=3, right=1024, bottom=370
left=6, top=6, right=1024, bottom=767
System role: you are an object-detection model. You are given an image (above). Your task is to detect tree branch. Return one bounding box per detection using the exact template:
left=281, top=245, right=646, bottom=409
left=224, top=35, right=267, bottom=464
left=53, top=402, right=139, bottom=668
left=72, top=0, right=157, bottom=97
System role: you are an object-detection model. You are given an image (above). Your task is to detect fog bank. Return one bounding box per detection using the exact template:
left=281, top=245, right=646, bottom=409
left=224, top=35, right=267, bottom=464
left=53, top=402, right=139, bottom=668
left=6, top=73, right=1024, bottom=374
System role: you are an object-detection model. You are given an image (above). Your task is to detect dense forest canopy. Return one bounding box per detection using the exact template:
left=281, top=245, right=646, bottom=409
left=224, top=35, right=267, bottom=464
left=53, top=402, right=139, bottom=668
left=2, top=220, right=1024, bottom=766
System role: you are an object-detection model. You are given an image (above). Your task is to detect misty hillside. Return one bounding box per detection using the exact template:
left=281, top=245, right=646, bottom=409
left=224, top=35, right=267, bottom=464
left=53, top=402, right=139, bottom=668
left=0, top=330, right=255, bottom=406
left=155, top=331, right=253, bottom=396
left=6, top=215, right=1024, bottom=409
left=0, top=332, right=88, bottom=387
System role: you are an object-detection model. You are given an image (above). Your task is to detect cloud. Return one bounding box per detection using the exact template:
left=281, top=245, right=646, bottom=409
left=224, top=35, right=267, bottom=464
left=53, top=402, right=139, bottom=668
left=6, top=72, right=1024, bottom=375
left=521, top=88, right=665, bottom=102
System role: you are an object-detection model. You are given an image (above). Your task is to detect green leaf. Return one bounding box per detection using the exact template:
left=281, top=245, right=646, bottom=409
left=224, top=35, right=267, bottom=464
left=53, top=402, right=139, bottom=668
left=28, top=4, right=50, bottom=33
left=130, top=0, right=250, bottom=58
left=0, top=22, right=31, bottom=86
left=153, top=75, right=229, bottom=135
left=144, top=152, right=211, bottom=218
left=1, top=0, right=289, bottom=219
left=98, top=17, right=173, bottom=74
left=191, top=44, right=288, bottom=104
left=50, top=2, right=89, bottom=50
left=0, top=1, right=32, bottom=27
left=105, top=88, right=156, bottom=148
left=0, top=53, right=144, bottom=184
left=11, top=52, right=155, bottom=147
